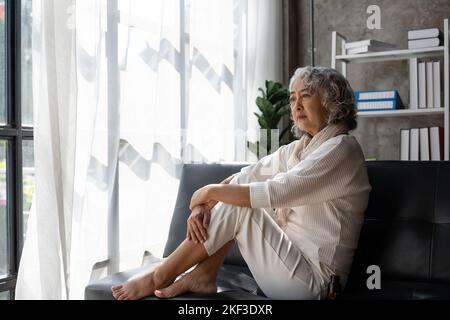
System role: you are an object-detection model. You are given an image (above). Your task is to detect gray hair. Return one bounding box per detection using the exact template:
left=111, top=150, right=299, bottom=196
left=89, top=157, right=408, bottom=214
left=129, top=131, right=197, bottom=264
left=289, top=66, right=357, bottom=138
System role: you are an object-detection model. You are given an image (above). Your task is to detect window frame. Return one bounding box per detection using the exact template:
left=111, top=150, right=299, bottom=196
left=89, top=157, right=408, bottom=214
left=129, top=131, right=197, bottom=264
left=0, top=0, right=33, bottom=300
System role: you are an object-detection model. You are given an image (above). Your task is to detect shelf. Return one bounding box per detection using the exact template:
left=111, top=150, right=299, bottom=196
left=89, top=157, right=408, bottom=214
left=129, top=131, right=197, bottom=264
left=332, top=18, right=449, bottom=160
left=335, top=46, right=444, bottom=64
left=357, top=107, right=445, bottom=118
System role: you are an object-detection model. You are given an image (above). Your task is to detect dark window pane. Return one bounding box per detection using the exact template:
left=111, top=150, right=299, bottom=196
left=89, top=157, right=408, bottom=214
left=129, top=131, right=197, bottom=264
left=22, top=140, right=34, bottom=240
left=0, top=140, right=8, bottom=278
left=21, top=0, right=33, bottom=126
left=0, top=1, right=6, bottom=124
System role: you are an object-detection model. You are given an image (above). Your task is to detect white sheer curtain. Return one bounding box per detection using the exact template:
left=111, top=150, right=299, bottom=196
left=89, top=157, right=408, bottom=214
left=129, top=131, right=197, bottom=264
left=16, top=0, right=282, bottom=300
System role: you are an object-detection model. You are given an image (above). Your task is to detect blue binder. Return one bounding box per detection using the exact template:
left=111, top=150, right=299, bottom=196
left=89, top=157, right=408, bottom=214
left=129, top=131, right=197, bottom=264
left=354, top=90, right=404, bottom=111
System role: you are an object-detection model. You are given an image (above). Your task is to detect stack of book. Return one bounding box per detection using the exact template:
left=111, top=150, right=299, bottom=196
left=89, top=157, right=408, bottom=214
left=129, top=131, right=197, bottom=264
left=354, top=90, right=404, bottom=112
left=408, top=28, right=443, bottom=49
left=409, top=59, right=441, bottom=109
left=400, top=127, right=444, bottom=161
left=344, top=39, right=396, bottom=54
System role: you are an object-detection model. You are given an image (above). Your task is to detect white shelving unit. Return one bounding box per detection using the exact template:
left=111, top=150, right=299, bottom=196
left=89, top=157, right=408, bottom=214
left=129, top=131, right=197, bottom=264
left=331, top=18, right=450, bottom=160
left=357, top=107, right=445, bottom=118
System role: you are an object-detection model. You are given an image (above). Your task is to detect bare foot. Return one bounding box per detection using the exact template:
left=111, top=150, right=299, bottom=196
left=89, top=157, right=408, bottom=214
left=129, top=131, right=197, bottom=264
left=111, top=269, right=163, bottom=300
left=154, top=267, right=217, bottom=298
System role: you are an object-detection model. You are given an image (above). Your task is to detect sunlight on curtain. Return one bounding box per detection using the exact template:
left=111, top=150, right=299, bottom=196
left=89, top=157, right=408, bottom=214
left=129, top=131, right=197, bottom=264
left=16, top=0, right=282, bottom=300
left=246, top=0, right=283, bottom=153
left=117, top=0, right=182, bottom=263
left=187, top=0, right=236, bottom=162
left=16, top=0, right=78, bottom=299
left=69, top=0, right=112, bottom=298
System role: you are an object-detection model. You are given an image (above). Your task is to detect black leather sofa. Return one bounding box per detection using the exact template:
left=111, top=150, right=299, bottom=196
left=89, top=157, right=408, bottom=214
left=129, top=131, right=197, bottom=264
left=85, top=161, right=450, bottom=300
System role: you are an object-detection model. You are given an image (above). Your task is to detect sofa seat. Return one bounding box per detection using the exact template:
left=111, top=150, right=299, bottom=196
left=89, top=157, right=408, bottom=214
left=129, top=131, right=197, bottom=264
left=340, top=280, right=450, bottom=300
left=85, top=255, right=267, bottom=300
left=86, top=161, right=450, bottom=300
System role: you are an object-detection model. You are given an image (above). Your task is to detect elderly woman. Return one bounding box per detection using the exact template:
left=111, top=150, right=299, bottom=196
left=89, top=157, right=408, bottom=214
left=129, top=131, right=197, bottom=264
left=111, top=66, right=372, bottom=300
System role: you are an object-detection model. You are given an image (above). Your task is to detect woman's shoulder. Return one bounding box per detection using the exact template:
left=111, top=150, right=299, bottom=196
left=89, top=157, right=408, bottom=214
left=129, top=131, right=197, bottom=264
left=324, top=134, right=360, bottom=149
left=284, top=139, right=299, bottom=151
left=282, top=134, right=363, bottom=161
left=309, top=134, right=364, bottom=160
left=280, top=139, right=300, bottom=158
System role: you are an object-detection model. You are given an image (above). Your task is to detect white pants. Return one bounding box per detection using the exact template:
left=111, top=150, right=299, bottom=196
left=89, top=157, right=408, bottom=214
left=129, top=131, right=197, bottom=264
left=203, top=181, right=325, bottom=300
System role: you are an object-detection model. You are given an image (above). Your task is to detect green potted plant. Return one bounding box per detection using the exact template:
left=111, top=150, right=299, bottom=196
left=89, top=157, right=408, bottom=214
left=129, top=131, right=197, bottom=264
left=248, top=80, right=291, bottom=159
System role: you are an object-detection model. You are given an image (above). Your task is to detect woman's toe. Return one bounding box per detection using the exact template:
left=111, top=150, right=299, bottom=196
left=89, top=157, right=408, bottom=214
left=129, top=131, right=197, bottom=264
left=111, top=284, right=122, bottom=292
left=112, top=288, right=124, bottom=299
left=155, top=281, right=184, bottom=298
left=117, top=292, right=128, bottom=300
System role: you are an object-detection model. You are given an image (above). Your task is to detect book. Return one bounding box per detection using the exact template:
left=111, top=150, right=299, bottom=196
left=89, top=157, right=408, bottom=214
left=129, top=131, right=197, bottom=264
left=418, top=62, right=426, bottom=108
left=346, top=45, right=393, bottom=55
left=409, top=58, right=418, bottom=109
left=355, top=90, right=404, bottom=111
left=409, top=128, right=419, bottom=161
left=426, top=62, right=434, bottom=108
left=357, top=100, right=398, bottom=111
left=419, top=128, right=430, bottom=160
left=433, top=61, right=441, bottom=108
left=354, top=90, right=397, bottom=100
left=430, top=126, right=444, bottom=160
left=400, top=129, right=410, bottom=161
left=344, top=39, right=396, bottom=49
left=408, top=28, right=442, bottom=40
left=408, top=38, right=442, bottom=49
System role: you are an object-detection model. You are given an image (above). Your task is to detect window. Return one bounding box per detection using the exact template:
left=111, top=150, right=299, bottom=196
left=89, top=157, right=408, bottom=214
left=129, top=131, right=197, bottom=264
left=22, top=140, right=33, bottom=241
left=0, top=141, right=7, bottom=279
left=0, top=0, right=35, bottom=300
left=0, top=0, right=5, bottom=124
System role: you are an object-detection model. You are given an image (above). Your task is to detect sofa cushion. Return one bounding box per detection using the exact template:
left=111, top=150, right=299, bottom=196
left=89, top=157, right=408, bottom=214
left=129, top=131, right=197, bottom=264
left=84, top=255, right=267, bottom=300
left=341, top=280, right=450, bottom=300
left=345, top=161, right=450, bottom=293
left=86, top=161, right=450, bottom=300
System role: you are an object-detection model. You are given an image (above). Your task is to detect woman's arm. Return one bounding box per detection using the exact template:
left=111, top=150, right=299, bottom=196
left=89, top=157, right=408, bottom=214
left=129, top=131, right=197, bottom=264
left=188, top=145, right=293, bottom=211
left=189, top=183, right=251, bottom=210
left=202, top=175, right=235, bottom=210
left=190, top=143, right=292, bottom=211
left=248, top=138, right=371, bottom=209
left=210, top=184, right=251, bottom=207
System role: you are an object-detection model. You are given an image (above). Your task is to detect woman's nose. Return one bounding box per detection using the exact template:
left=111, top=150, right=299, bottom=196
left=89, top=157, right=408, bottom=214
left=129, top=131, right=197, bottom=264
left=295, top=99, right=303, bottom=109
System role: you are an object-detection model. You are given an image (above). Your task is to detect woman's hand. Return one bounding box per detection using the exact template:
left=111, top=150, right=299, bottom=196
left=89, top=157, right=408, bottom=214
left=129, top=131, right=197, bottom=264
left=189, top=175, right=235, bottom=211
left=186, top=176, right=235, bottom=243
left=186, top=205, right=211, bottom=243
left=190, top=177, right=250, bottom=209
left=189, top=185, right=216, bottom=210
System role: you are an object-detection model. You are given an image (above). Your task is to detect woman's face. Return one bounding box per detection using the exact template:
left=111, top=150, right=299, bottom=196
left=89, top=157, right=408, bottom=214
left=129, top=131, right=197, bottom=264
left=290, top=79, right=328, bottom=136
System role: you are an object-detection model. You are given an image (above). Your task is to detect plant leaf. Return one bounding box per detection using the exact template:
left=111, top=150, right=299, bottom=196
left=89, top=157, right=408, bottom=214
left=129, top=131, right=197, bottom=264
left=252, top=80, right=293, bottom=155
left=258, top=87, right=266, bottom=99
